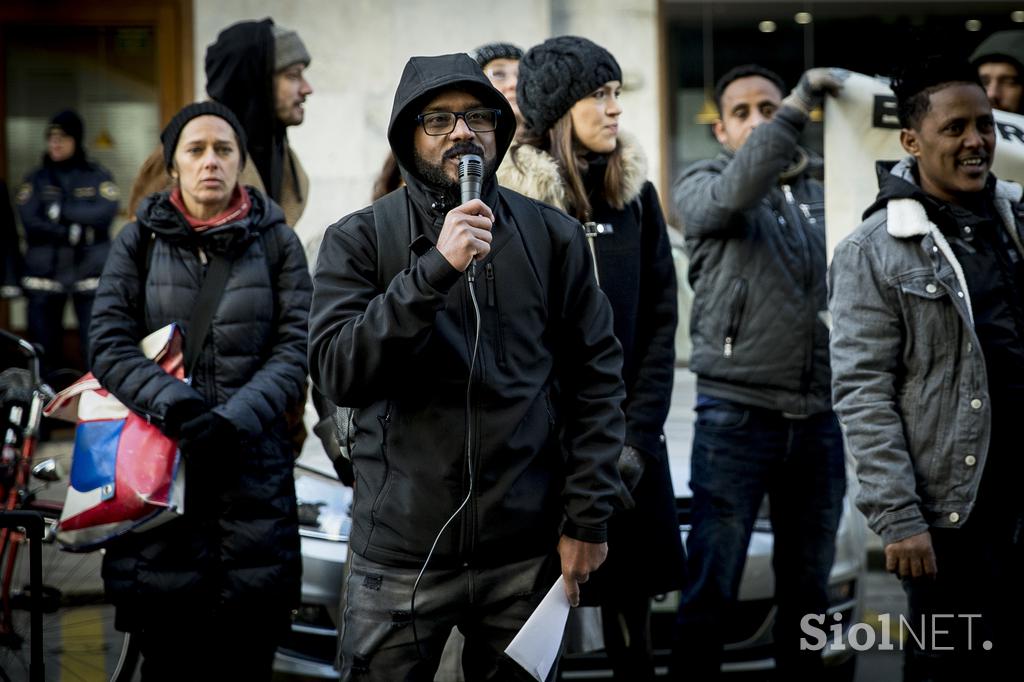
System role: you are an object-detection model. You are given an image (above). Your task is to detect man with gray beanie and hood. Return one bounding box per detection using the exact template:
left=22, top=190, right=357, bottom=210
left=971, top=30, right=1024, bottom=113
left=309, top=51, right=627, bottom=681
left=129, top=18, right=313, bottom=227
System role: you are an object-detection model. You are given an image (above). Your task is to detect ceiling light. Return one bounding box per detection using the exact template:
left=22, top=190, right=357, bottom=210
left=759, top=20, right=777, bottom=33
left=965, top=19, right=982, bottom=31
left=1013, top=10, right=1024, bottom=22
left=795, top=12, right=813, bottom=25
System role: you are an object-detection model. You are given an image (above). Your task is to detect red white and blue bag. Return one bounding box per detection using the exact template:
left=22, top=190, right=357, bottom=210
left=43, top=324, right=186, bottom=552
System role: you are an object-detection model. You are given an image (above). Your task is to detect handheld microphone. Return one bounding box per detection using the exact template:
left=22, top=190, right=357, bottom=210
left=459, top=154, right=484, bottom=205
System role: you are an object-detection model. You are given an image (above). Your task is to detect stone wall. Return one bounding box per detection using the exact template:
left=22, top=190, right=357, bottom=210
left=193, top=0, right=662, bottom=256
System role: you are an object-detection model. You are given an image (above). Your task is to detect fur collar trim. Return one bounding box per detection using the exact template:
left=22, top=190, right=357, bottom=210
left=882, top=155, right=1024, bottom=326
left=497, top=130, right=648, bottom=211
left=885, top=198, right=932, bottom=238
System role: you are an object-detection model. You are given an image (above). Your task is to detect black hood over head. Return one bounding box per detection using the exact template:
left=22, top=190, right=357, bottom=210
left=865, top=157, right=997, bottom=223
left=865, top=159, right=931, bottom=219
left=205, top=18, right=286, bottom=202
left=386, top=53, right=516, bottom=195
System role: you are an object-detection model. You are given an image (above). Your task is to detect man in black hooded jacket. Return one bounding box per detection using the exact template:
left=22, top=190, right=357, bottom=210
left=309, top=53, right=626, bottom=681
left=129, top=18, right=312, bottom=227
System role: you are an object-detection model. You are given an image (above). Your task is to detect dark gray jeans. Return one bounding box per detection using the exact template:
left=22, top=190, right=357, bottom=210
left=339, top=551, right=558, bottom=682
left=672, top=397, right=846, bottom=680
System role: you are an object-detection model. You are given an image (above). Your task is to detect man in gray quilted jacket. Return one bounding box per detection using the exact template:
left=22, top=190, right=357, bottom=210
left=671, top=64, right=848, bottom=679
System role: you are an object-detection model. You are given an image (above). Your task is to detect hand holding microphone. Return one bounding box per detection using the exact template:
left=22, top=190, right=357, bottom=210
left=437, top=154, right=493, bottom=272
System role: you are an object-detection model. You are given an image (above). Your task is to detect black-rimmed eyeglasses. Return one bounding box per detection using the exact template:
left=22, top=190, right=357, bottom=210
left=415, top=108, right=501, bottom=136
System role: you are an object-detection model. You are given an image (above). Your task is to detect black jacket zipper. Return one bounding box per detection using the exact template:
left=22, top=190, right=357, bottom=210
left=782, top=184, right=817, bottom=399
left=370, top=403, right=392, bottom=514
left=459, top=275, right=476, bottom=560
left=485, top=263, right=507, bottom=368
left=724, top=278, right=748, bottom=358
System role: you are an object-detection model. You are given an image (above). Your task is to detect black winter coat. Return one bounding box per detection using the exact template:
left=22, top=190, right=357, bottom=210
left=88, top=188, right=310, bottom=623
left=309, top=54, right=627, bottom=570
left=499, top=135, right=686, bottom=598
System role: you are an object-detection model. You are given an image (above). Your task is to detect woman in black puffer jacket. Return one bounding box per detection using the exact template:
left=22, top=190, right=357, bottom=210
left=88, top=102, right=311, bottom=681
left=499, top=36, right=685, bottom=681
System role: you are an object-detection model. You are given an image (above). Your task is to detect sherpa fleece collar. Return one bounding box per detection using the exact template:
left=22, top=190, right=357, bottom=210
left=883, top=156, right=1024, bottom=326
left=497, top=130, right=647, bottom=212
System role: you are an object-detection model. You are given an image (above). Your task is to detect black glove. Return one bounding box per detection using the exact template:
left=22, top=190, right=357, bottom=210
left=161, top=398, right=205, bottom=438
left=782, top=67, right=849, bottom=115
left=178, top=411, right=236, bottom=456
left=617, top=445, right=647, bottom=492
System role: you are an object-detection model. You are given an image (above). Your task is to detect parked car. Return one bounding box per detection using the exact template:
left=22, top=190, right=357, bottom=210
left=273, top=433, right=350, bottom=679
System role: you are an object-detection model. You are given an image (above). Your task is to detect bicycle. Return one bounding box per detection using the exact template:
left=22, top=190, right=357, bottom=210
left=0, top=329, right=132, bottom=681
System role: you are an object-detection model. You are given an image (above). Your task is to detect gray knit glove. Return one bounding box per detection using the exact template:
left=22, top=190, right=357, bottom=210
left=782, top=67, right=849, bottom=116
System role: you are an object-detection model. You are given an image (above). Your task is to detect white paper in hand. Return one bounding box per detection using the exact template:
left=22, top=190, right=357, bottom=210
left=504, top=577, right=571, bottom=681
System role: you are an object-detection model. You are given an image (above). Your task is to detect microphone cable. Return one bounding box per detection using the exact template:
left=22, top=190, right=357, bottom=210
left=410, top=262, right=481, bottom=657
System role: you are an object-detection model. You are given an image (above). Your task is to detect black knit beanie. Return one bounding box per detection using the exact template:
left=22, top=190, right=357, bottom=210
left=517, top=36, right=622, bottom=137
left=160, top=101, right=248, bottom=170
left=471, top=42, right=523, bottom=69
left=48, top=109, right=84, bottom=146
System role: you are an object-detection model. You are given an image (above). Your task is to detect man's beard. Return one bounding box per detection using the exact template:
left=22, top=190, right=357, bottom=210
left=413, top=142, right=496, bottom=204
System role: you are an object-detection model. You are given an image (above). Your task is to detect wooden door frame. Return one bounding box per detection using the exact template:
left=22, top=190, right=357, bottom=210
left=0, top=0, right=191, bottom=331
left=0, top=0, right=193, bottom=184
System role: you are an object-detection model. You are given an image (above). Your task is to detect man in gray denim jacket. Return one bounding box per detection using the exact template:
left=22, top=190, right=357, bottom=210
left=830, top=56, right=1024, bottom=680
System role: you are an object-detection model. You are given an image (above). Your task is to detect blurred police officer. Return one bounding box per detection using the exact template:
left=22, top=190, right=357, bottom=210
left=16, top=109, right=118, bottom=372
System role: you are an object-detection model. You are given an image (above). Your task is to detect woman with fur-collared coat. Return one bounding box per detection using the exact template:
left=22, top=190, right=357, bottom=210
left=499, top=35, right=685, bottom=681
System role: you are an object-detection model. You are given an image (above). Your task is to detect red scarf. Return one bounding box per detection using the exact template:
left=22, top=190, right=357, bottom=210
left=170, top=186, right=250, bottom=232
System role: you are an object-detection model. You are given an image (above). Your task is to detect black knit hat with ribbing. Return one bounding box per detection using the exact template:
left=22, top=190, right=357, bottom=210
left=46, top=109, right=87, bottom=166
left=516, top=35, right=621, bottom=137
left=48, top=110, right=84, bottom=146
left=160, top=101, right=248, bottom=170
left=471, top=42, right=523, bottom=69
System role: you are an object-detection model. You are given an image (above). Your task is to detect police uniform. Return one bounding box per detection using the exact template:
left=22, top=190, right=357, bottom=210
left=16, top=111, right=119, bottom=371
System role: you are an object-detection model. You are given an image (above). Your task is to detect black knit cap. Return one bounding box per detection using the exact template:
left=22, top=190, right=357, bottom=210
left=48, top=109, right=84, bottom=146
left=160, top=101, right=248, bottom=170
left=471, top=42, right=523, bottom=69
left=517, top=35, right=622, bottom=137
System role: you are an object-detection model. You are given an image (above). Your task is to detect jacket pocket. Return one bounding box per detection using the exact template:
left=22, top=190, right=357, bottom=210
left=897, top=273, right=958, bottom=348
left=695, top=400, right=750, bottom=430
left=723, top=277, right=749, bottom=358
left=369, top=402, right=393, bottom=515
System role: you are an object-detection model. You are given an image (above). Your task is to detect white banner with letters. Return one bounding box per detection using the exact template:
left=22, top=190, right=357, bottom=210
left=824, top=72, right=1024, bottom=259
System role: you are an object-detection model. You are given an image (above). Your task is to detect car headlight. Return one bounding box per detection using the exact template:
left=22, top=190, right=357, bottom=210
left=295, top=465, right=352, bottom=542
